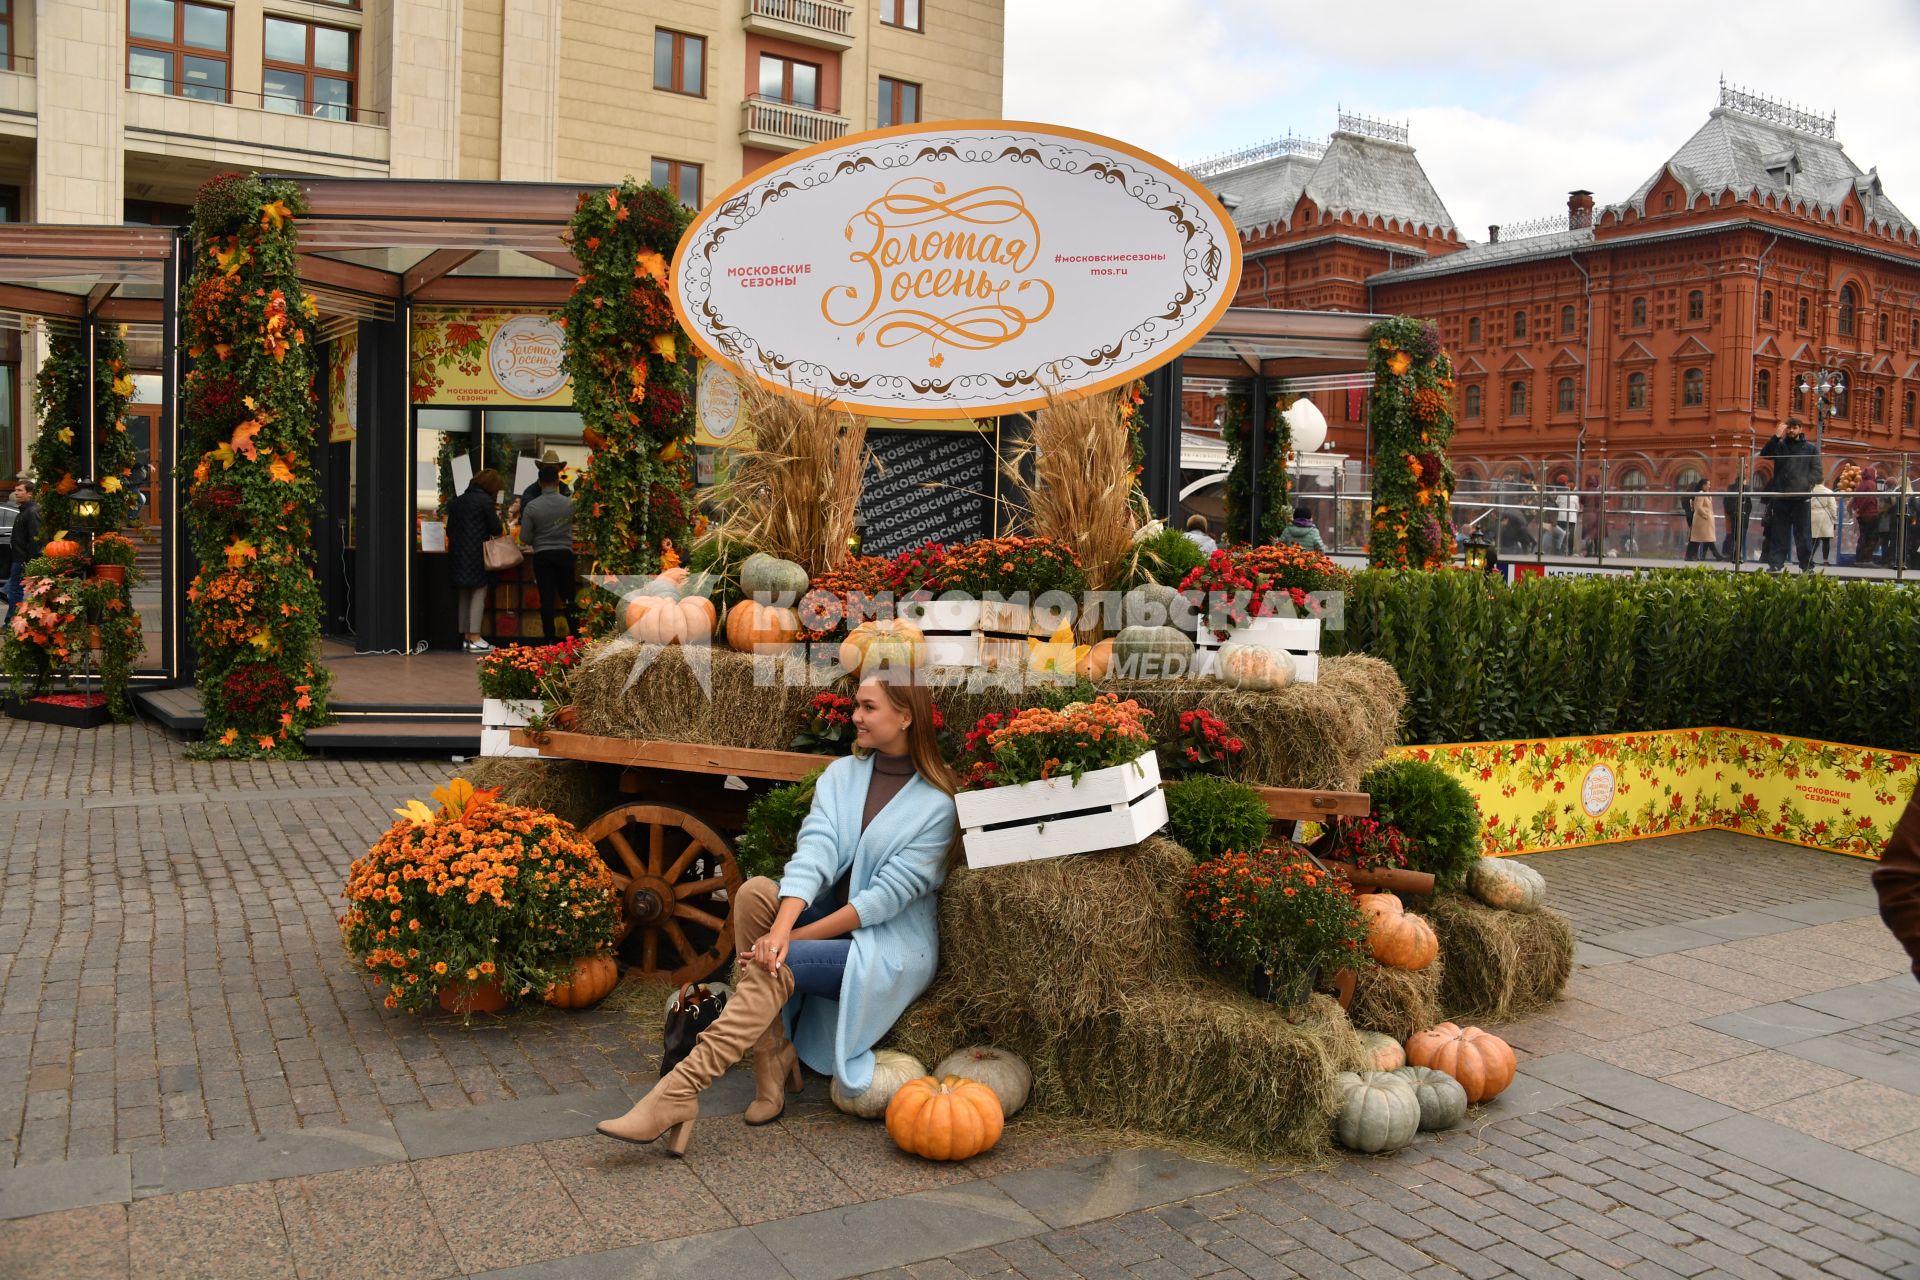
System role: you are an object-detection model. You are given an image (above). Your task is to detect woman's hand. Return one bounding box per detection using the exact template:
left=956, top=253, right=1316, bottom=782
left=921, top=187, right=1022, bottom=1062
left=746, top=926, right=791, bottom=974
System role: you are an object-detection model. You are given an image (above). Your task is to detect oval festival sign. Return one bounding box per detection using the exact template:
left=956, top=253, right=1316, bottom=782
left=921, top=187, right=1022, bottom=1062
left=672, top=122, right=1242, bottom=418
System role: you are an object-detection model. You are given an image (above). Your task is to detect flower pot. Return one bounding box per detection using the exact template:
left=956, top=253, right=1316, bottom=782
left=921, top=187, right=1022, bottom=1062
left=437, top=978, right=507, bottom=1015
left=1250, top=962, right=1319, bottom=1007
left=954, top=752, right=1167, bottom=869
left=93, top=564, right=126, bottom=586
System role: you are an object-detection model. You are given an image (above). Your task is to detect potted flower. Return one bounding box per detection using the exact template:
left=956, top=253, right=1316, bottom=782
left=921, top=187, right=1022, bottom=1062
left=952, top=694, right=1165, bottom=867
left=341, top=777, right=621, bottom=1016
left=1185, top=846, right=1371, bottom=1008
left=475, top=636, right=585, bottom=755
left=88, top=532, right=140, bottom=587
left=1179, top=544, right=1347, bottom=681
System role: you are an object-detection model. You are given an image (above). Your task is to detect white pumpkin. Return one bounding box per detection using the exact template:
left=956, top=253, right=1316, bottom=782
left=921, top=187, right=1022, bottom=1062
left=1356, top=1030, right=1407, bottom=1073
left=1333, top=1070, right=1422, bottom=1154
left=933, top=1046, right=1032, bottom=1118
left=1466, top=857, right=1547, bottom=912
left=1216, top=641, right=1294, bottom=691
left=830, top=1049, right=926, bottom=1119
left=1392, top=1065, right=1470, bottom=1132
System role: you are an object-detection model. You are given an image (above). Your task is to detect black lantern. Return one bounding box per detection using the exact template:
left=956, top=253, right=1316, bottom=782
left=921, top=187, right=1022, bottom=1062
left=69, top=481, right=104, bottom=539
left=1462, top=531, right=1495, bottom=575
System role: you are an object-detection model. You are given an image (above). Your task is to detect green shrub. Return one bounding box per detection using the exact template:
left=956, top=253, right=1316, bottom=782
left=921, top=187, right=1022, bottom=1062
left=1164, top=776, right=1272, bottom=860
left=1361, top=758, right=1481, bottom=888
left=1125, top=526, right=1209, bottom=589
left=1324, top=569, right=1920, bottom=751
left=736, top=768, right=824, bottom=881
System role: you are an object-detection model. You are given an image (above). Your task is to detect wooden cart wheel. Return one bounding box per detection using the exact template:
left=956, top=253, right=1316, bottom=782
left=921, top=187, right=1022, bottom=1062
left=580, top=803, right=745, bottom=987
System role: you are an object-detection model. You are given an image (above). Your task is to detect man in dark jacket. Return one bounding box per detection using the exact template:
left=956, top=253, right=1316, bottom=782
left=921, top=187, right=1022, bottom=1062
left=1759, top=420, right=1817, bottom=572
left=1874, top=791, right=1920, bottom=983
left=4, top=479, right=40, bottom=626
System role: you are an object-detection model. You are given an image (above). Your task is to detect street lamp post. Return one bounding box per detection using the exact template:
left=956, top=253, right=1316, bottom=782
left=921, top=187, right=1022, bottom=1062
left=1797, top=367, right=1848, bottom=468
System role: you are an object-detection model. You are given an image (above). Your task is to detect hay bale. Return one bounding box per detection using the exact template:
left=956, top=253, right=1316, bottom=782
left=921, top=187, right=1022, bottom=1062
left=459, top=757, right=620, bottom=831
left=1342, top=959, right=1445, bottom=1043
left=1427, top=892, right=1575, bottom=1023
left=568, top=641, right=828, bottom=751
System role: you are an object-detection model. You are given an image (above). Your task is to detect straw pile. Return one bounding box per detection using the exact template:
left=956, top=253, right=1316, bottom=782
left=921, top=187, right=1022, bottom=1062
left=1340, top=958, right=1445, bottom=1044
left=885, top=836, right=1368, bottom=1161
left=697, top=381, right=867, bottom=577
left=459, top=756, right=621, bottom=831
left=1004, top=389, right=1145, bottom=594
left=564, top=642, right=1404, bottom=793
left=1427, top=892, right=1575, bottom=1023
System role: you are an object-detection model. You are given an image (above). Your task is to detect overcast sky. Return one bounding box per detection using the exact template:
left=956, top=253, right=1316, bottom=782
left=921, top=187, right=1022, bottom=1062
left=1003, top=1, right=1920, bottom=242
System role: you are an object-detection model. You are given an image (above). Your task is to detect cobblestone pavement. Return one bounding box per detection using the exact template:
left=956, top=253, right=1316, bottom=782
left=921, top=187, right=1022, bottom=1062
left=2, top=721, right=1919, bottom=1279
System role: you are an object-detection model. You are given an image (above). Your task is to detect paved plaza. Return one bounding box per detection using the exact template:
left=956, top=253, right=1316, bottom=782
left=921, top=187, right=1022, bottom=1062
left=1, top=720, right=1918, bottom=1279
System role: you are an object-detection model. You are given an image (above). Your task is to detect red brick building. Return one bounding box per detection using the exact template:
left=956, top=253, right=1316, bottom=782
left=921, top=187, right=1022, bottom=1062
left=1195, top=86, right=1920, bottom=496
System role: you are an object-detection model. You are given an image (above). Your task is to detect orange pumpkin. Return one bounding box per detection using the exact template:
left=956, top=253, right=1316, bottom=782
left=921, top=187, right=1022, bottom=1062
left=1405, top=1022, right=1515, bottom=1103
left=658, top=566, right=690, bottom=587
left=1357, top=893, right=1437, bottom=971
left=544, top=953, right=619, bottom=1009
left=838, top=619, right=926, bottom=675
left=626, top=595, right=715, bottom=645
left=885, top=1075, right=1004, bottom=1161
left=725, top=599, right=802, bottom=652
left=42, top=537, right=81, bottom=560
left=1076, top=637, right=1114, bottom=681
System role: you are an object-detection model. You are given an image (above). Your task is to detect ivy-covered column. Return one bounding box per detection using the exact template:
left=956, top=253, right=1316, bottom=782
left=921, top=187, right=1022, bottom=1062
left=1366, top=318, right=1458, bottom=570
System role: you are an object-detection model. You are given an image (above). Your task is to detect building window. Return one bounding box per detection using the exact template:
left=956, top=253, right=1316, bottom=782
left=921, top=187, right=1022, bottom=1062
left=1682, top=368, right=1704, bottom=406
left=1556, top=377, right=1576, bottom=413
left=263, top=17, right=355, bottom=120
left=1631, top=296, right=1647, bottom=327
left=1508, top=380, right=1527, bottom=416
left=1560, top=305, right=1575, bottom=336
left=1833, top=382, right=1850, bottom=417
left=1626, top=371, right=1647, bottom=409
left=758, top=53, right=819, bottom=109
left=1464, top=384, right=1482, bottom=418
left=1872, top=385, right=1885, bottom=423
left=1687, top=289, right=1704, bottom=322
left=651, top=158, right=702, bottom=210
left=880, top=0, right=922, bottom=29
left=877, top=76, right=920, bottom=128
left=1912, top=318, right=1919, bottom=348
left=1467, top=316, right=1481, bottom=344
left=0, top=0, right=12, bottom=71
left=1756, top=368, right=1771, bottom=408
left=1905, top=390, right=1916, bottom=427
left=1878, top=312, right=1889, bottom=343
left=1838, top=284, right=1857, bottom=336
left=1794, top=379, right=1807, bottom=413
left=127, top=0, right=231, bottom=102
left=1762, top=289, right=1773, bottom=321
left=653, top=29, right=705, bottom=97
left=1511, top=309, right=1527, bottom=339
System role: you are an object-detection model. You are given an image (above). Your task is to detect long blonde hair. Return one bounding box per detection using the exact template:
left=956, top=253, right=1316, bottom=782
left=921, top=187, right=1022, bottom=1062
left=852, top=671, right=964, bottom=867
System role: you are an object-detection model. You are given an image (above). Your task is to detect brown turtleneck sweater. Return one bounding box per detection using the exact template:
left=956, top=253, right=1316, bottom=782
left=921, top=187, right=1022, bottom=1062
left=831, top=750, right=917, bottom=908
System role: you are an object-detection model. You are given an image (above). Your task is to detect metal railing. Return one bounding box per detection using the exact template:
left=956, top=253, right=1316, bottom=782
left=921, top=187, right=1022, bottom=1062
left=1282, top=451, right=1918, bottom=578
left=740, top=96, right=850, bottom=147
left=746, top=0, right=855, bottom=36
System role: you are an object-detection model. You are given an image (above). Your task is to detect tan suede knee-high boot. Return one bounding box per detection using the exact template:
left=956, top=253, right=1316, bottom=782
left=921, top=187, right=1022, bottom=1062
left=597, top=960, right=795, bottom=1155
left=728, top=877, right=805, bottom=1126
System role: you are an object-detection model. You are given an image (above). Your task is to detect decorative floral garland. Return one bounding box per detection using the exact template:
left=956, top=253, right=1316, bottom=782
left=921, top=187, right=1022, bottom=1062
left=1366, top=317, right=1457, bottom=570
left=559, top=180, right=697, bottom=630
left=29, top=328, right=136, bottom=533
left=1222, top=390, right=1292, bottom=544
left=180, top=173, right=330, bottom=756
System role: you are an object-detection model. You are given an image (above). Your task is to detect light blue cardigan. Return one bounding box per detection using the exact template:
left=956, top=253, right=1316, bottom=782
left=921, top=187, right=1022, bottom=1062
left=776, top=753, right=956, bottom=1094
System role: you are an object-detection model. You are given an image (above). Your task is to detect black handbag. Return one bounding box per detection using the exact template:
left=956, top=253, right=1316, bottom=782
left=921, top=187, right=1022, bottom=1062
left=661, top=981, right=729, bottom=1077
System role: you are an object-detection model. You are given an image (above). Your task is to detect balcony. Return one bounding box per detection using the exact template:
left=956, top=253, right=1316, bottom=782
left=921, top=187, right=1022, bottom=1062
left=740, top=96, right=851, bottom=153
left=742, top=0, right=856, bottom=50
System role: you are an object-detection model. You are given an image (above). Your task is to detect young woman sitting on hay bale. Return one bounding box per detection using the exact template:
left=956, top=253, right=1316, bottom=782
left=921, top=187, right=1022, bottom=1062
left=597, top=668, right=959, bottom=1155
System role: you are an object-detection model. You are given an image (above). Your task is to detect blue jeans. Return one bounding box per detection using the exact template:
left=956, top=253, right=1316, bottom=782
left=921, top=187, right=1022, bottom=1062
left=2, top=562, right=23, bottom=626
left=787, top=902, right=850, bottom=999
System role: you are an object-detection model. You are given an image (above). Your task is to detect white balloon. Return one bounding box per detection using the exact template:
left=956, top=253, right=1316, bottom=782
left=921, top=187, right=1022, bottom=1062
left=1283, top=398, right=1329, bottom=455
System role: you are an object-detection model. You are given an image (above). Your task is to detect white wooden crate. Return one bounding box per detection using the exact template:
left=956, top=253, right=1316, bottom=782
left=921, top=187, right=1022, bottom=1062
left=481, top=698, right=543, bottom=729
left=1196, top=616, right=1321, bottom=683
left=905, top=598, right=1065, bottom=670
left=480, top=728, right=541, bottom=758
left=956, top=752, right=1166, bottom=868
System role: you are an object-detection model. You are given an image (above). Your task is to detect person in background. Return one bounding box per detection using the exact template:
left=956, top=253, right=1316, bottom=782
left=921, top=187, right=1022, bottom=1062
left=1182, top=513, right=1216, bottom=556
left=521, top=447, right=570, bottom=511
left=446, top=468, right=504, bottom=653
left=4, top=478, right=41, bottom=626
left=1720, top=477, right=1753, bottom=562
left=1685, top=479, right=1719, bottom=561
left=518, top=463, right=579, bottom=641
left=1809, top=478, right=1838, bottom=567
left=1852, top=465, right=1884, bottom=566
left=1277, top=504, right=1326, bottom=552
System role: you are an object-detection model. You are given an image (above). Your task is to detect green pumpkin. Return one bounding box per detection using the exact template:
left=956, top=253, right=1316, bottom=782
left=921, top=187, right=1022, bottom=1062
left=1466, top=857, right=1547, bottom=912
left=1333, top=1070, right=1422, bottom=1153
left=1392, top=1065, right=1470, bottom=1131
left=1122, top=582, right=1185, bottom=629
left=1110, top=625, right=1195, bottom=680
left=636, top=577, right=683, bottom=599
left=740, top=553, right=809, bottom=599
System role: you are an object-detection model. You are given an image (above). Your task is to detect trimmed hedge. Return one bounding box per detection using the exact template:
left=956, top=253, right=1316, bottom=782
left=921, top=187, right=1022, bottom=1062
left=1325, top=568, right=1920, bottom=751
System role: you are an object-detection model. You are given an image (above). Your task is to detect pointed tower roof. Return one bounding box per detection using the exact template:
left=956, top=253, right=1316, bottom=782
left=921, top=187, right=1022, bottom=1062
left=1189, top=112, right=1455, bottom=237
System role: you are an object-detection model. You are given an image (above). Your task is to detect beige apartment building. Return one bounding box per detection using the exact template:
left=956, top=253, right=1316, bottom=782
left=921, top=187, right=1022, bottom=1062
left=0, top=0, right=1003, bottom=463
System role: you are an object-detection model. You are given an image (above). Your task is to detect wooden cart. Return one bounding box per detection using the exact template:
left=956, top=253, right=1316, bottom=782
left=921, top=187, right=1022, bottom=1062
left=509, top=726, right=1397, bottom=988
